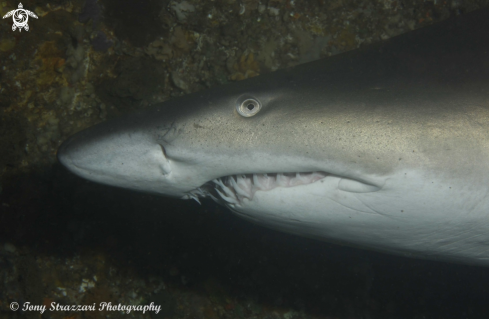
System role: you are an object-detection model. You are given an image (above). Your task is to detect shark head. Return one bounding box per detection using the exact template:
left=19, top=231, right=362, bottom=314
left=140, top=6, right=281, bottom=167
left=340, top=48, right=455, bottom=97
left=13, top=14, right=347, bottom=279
left=58, top=10, right=489, bottom=265
left=58, top=72, right=381, bottom=202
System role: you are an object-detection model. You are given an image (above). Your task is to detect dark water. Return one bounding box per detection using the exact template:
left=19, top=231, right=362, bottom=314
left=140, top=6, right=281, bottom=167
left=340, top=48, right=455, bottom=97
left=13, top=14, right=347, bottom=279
left=2, top=165, right=489, bottom=318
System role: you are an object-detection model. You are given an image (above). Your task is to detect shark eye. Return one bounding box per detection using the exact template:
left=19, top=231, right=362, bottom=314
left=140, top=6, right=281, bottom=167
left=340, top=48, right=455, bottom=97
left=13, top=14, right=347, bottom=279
left=236, top=97, right=261, bottom=117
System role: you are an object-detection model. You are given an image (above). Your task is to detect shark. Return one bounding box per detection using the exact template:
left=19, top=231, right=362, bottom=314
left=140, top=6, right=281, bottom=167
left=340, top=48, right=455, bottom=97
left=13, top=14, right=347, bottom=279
left=58, top=9, right=489, bottom=266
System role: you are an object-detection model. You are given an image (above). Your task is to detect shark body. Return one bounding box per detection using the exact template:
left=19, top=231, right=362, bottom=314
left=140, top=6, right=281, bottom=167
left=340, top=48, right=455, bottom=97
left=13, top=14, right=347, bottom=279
left=58, top=9, right=489, bottom=265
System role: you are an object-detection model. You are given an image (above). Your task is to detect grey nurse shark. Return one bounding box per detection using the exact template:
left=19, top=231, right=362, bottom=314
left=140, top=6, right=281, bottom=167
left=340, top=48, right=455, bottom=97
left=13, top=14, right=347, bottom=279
left=58, top=9, right=489, bottom=266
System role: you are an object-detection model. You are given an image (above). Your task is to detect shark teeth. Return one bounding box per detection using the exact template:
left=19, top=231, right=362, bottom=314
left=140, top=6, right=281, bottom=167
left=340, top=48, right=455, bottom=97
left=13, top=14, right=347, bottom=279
left=215, top=188, right=239, bottom=205
left=212, top=172, right=327, bottom=206
left=252, top=173, right=275, bottom=190
left=181, top=187, right=207, bottom=204
left=183, top=172, right=327, bottom=206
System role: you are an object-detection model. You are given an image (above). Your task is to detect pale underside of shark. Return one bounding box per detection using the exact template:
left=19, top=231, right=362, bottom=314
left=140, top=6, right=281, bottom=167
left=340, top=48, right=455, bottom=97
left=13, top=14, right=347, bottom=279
left=58, top=9, right=489, bottom=266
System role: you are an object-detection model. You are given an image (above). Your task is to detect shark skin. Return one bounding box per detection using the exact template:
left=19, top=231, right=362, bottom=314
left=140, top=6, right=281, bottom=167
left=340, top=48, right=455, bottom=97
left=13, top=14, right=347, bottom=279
left=58, top=9, right=489, bottom=266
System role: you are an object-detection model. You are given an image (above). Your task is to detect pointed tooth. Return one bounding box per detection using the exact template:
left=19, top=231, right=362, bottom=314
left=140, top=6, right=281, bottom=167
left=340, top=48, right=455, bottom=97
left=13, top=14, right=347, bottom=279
left=230, top=176, right=245, bottom=198
left=229, top=175, right=239, bottom=189
left=222, top=182, right=238, bottom=199
left=215, top=187, right=226, bottom=199
left=215, top=188, right=239, bottom=204
left=253, top=174, right=264, bottom=189
left=235, top=188, right=250, bottom=199
left=223, top=187, right=237, bottom=199
left=235, top=175, right=252, bottom=199
left=213, top=178, right=237, bottom=199
left=228, top=176, right=248, bottom=198
left=191, top=195, right=201, bottom=204
left=207, top=193, right=219, bottom=202
left=196, top=187, right=206, bottom=196
left=236, top=175, right=246, bottom=186
left=213, top=178, right=224, bottom=187
left=182, top=192, right=202, bottom=204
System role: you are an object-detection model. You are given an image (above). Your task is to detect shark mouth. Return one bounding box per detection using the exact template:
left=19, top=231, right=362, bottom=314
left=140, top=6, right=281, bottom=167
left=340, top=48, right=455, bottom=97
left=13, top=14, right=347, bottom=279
left=183, top=172, right=327, bottom=205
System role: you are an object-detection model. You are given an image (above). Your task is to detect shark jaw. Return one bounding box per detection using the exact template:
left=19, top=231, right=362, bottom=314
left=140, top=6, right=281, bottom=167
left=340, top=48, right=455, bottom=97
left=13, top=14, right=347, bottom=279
left=184, top=171, right=381, bottom=206
left=184, top=172, right=328, bottom=205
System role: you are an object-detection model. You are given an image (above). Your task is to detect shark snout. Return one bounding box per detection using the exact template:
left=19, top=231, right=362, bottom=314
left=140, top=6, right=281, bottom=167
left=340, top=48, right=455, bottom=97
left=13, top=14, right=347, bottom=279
left=57, top=128, right=106, bottom=175
left=57, top=124, right=184, bottom=195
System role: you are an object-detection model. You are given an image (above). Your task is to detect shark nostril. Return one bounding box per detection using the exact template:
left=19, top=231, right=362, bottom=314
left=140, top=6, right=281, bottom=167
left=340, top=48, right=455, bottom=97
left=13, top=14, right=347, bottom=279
left=158, top=144, right=172, bottom=175
left=160, top=144, right=168, bottom=159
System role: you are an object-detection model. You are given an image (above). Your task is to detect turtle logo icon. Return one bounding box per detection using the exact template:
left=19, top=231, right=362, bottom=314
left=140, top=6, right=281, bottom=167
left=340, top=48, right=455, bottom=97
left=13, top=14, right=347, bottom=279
left=2, top=3, right=38, bottom=32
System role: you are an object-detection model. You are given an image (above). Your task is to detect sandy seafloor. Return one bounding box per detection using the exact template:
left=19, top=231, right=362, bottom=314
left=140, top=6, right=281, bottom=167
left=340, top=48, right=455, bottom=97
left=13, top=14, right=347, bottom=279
left=1, top=0, right=489, bottom=318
